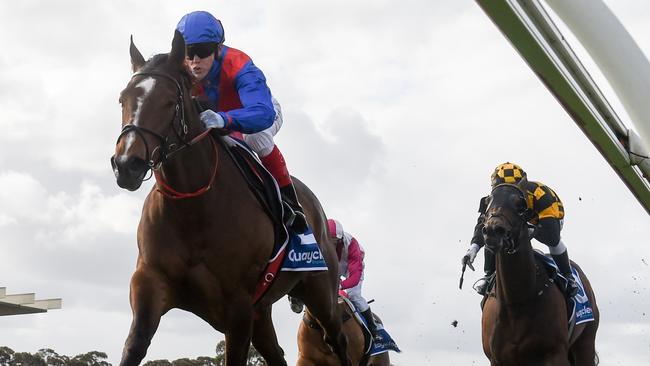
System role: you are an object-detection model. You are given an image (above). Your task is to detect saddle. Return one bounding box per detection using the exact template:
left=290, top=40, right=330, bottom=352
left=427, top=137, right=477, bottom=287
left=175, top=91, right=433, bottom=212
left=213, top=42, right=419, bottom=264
left=339, top=296, right=401, bottom=358
left=218, top=135, right=292, bottom=304
left=220, top=136, right=288, bottom=256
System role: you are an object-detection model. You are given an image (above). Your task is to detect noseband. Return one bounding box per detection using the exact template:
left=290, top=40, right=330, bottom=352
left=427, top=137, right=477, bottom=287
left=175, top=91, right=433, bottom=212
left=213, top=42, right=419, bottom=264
left=115, top=71, right=189, bottom=170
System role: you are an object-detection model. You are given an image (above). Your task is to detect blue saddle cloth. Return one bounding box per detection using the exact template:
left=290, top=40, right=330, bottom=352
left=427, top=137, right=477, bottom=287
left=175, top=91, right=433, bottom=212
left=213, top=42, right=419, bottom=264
left=281, top=229, right=328, bottom=271
left=369, top=323, right=401, bottom=356
left=534, top=251, right=596, bottom=325
left=341, top=297, right=401, bottom=356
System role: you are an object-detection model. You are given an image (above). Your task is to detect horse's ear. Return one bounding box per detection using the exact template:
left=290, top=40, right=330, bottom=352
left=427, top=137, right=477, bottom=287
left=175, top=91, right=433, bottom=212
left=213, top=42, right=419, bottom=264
left=169, top=30, right=186, bottom=68
left=130, top=35, right=145, bottom=73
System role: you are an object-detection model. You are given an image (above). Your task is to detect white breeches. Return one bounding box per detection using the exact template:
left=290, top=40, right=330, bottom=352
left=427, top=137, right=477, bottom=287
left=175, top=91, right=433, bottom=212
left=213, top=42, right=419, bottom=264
left=243, top=97, right=283, bottom=157
left=346, top=281, right=370, bottom=312
left=549, top=239, right=568, bottom=255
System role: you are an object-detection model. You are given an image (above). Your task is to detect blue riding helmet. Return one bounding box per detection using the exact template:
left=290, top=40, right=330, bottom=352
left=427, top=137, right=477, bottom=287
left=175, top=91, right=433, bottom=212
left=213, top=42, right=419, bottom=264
left=176, top=11, right=225, bottom=45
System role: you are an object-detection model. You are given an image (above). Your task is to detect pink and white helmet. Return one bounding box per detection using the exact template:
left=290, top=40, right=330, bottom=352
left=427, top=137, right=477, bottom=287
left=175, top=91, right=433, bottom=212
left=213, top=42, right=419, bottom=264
left=327, top=219, right=344, bottom=240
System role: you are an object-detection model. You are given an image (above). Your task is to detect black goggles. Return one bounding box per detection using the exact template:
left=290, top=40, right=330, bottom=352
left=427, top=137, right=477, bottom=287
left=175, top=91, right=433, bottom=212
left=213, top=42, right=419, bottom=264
left=186, top=43, right=218, bottom=59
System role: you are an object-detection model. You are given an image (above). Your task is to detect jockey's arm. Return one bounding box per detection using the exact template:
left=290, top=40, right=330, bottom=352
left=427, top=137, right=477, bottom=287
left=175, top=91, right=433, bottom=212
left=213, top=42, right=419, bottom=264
left=218, top=63, right=275, bottom=134
left=341, top=238, right=364, bottom=290
left=533, top=217, right=561, bottom=246
left=470, top=196, right=489, bottom=248
left=462, top=196, right=489, bottom=265
left=531, top=185, right=563, bottom=246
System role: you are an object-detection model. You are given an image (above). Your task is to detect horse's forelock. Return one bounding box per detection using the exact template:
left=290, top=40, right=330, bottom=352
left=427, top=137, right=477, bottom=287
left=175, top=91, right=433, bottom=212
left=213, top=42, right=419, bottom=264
left=141, top=54, right=169, bottom=73
left=139, top=53, right=192, bottom=87
left=488, top=184, right=527, bottom=215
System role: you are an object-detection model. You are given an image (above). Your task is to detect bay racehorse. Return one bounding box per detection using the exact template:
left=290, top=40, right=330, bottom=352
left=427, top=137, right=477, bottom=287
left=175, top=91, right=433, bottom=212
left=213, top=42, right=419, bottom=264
left=481, top=182, right=599, bottom=365
left=111, top=30, right=350, bottom=366
left=297, top=296, right=390, bottom=366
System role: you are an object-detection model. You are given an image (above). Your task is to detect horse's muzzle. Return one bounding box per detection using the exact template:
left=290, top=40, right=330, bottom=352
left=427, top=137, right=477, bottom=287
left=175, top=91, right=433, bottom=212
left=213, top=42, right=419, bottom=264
left=483, top=222, right=507, bottom=252
left=111, top=154, right=148, bottom=191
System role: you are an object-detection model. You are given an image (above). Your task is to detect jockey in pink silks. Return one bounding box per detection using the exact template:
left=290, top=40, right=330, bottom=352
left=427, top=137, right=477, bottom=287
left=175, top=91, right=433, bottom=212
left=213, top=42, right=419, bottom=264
left=289, top=218, right=381, bottom=340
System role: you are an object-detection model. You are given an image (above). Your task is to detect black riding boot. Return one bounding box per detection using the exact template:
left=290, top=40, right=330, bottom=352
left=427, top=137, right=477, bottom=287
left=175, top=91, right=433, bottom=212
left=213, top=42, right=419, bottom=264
left=280, top=183, right=308, bottom=233
left=552, top=250, right=579, bottom=297
left=476, top=250, right=496, bottom=296
left=361, top=308, right=381, bottom=342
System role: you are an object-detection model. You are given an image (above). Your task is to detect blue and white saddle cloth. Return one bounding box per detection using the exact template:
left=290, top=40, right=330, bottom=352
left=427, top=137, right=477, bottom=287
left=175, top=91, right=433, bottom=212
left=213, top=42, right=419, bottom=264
left=341, top=296, right=401, bottom=356
left=281, top=229, right=328, bottom=272
left=369, top=321, right=401, bottom=356
left=534, top=251, right=596, bottom=325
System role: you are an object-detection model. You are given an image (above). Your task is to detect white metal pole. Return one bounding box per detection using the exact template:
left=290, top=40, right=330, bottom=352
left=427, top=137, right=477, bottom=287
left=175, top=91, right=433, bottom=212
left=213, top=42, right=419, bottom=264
left=545, top=0, right=650, bottom=158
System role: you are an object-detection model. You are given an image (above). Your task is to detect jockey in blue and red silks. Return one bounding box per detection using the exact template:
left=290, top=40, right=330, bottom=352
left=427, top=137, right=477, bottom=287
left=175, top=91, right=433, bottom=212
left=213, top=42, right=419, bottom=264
left=176, top=11, right=307, bottom=233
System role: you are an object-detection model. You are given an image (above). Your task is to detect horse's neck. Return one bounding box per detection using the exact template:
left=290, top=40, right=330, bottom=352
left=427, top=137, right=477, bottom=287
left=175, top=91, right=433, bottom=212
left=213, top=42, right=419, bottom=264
left=158, top=135, right=221, bottom=192
left=156, top=133, right=250, bottom=210
left=495, top=240, right=540, bottom=305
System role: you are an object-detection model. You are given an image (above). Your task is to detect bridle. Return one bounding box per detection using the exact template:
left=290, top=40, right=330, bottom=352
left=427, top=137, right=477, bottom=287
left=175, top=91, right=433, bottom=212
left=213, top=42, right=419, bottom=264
left=484, top=183, right=535, bottom=255
left=115, top=71, right=190, bottom=170
left=484, top=184, right=556, bottom=299
left=114, top=69, right=219, bottom=199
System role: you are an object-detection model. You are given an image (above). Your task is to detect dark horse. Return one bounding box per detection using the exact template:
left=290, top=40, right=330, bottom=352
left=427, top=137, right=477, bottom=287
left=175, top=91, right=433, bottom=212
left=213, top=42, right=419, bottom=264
left=297, top=297, right=390, bottom=366
left=111, top=31, right=350, bottom=366
left=481, top=182, right=599, bottom=365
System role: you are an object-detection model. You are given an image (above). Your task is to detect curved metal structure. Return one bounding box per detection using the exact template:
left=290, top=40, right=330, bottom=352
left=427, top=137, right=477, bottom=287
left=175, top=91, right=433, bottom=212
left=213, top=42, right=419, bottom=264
left=476, top=0, right=650, bottom=214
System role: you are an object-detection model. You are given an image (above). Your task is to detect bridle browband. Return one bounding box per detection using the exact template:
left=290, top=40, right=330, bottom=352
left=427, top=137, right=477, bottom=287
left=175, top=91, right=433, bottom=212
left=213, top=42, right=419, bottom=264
left=114, top=69, right=219, bottom=199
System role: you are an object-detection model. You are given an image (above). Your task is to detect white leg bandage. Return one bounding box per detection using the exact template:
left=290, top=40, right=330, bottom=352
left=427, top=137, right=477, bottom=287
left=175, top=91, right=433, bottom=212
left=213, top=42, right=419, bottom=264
left=549, top=239, right=567, bottom=255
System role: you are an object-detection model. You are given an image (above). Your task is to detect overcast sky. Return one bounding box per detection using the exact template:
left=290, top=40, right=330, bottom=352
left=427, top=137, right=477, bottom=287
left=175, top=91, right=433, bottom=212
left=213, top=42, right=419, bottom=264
left=1, top=0, right=649, bottom=365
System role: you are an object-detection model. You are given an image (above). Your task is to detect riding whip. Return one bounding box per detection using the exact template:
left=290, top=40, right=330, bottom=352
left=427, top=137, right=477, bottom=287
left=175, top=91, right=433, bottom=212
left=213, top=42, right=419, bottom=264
left=459, top=257, right=475, bottom=289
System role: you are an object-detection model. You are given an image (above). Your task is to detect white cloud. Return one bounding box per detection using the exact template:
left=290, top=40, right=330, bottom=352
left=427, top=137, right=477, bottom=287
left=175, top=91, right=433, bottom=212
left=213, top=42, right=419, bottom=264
left=0, top=171, right=49, bottom=220
left=0, top=1, right=649, bottom=365
left=0, top=171, right=140, bottom=246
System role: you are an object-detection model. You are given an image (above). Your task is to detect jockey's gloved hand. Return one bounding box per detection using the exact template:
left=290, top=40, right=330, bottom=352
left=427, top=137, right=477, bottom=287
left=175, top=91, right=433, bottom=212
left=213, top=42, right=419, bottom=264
left=199, top=110, right=226, bottom=129
left=462, top=243, right=480, bottom=271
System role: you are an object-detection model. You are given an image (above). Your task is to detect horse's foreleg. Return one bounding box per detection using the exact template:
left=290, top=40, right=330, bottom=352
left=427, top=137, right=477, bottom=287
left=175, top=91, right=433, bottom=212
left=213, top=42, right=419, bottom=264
left=119, top=269, right=170, bottom=366
left=224, top=300, right=254, bottom=366
left=251, top=305, right=287, bottom=366
left=570, top=323, right=598, bottom=366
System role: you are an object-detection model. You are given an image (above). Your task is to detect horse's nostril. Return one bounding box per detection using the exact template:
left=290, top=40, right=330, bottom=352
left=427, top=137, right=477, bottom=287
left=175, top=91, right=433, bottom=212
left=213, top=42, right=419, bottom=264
left=126, top=156, right=148, bottom=174
left=484, top=224, right=507, bottom=238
